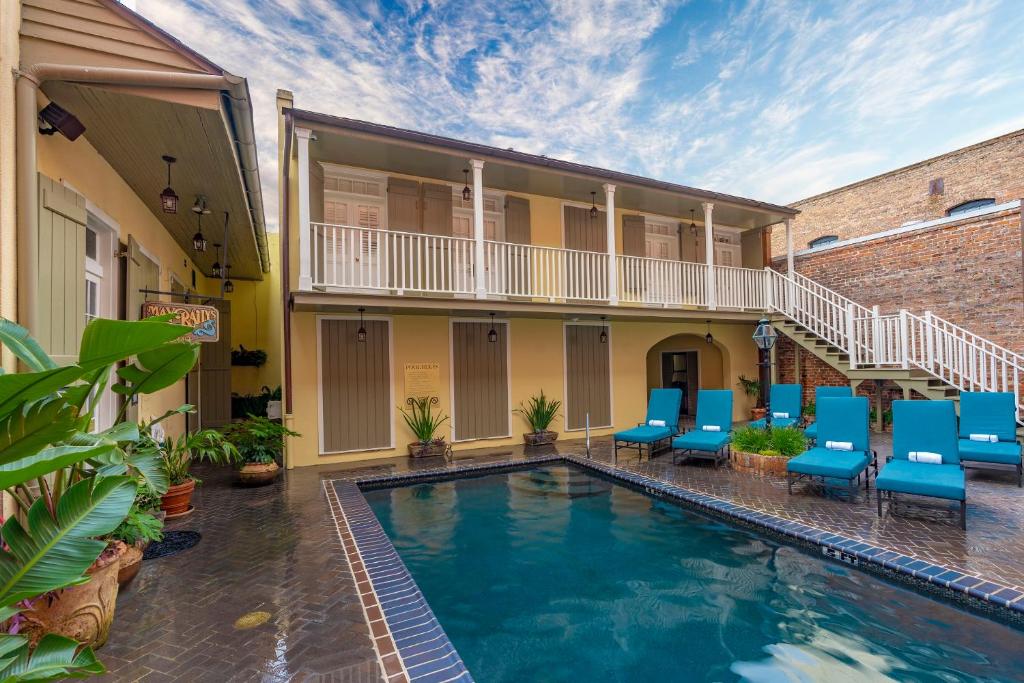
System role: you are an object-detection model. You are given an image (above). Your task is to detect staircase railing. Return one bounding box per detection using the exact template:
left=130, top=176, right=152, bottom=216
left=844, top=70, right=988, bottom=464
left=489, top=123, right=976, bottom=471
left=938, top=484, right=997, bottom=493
left=768, top=268, right=1024, bottom=421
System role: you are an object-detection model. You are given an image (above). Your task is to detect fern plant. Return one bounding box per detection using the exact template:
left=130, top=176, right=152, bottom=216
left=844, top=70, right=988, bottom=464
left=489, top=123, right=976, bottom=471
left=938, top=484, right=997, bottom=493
left=515, top=391, right=561, bottom=433
left=398, top=397, right=449, bottom=443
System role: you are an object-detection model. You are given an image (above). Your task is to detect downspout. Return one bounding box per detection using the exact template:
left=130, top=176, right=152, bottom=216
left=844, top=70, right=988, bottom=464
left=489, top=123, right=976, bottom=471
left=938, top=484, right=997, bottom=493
left=13, top=64, right=258, bottom=339
left=280, top=111, right=293, bottom=427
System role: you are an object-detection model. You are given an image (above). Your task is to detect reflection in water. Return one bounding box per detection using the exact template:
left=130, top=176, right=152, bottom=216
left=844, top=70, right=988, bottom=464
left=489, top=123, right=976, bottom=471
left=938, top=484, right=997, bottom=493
left=365, top=466, right=1024, bottom=682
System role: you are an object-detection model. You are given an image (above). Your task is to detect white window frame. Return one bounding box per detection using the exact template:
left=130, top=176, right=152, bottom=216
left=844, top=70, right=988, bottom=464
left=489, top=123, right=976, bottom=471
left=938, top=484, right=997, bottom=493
left=319, top=163, right=388, bottom=229
left=448, top=317, right=513, bottom=443
left=451, top=186, right=505, bottom=241
left=316, top=313, right=396, bottom=455
left=562, top=321, right=614, bottom=431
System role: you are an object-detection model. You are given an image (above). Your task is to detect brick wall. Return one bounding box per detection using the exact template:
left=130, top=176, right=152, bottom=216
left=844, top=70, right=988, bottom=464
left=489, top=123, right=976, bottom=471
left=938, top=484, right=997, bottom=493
left=773, top=129, right=1024, bottom=253
left=775, top=206, right=1024, bottom=356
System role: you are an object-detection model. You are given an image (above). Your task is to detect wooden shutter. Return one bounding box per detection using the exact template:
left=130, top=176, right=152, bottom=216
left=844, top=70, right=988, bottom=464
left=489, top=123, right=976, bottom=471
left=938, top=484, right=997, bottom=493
left=36, top=175, right=87, bottom=365
left=564, top=205, right=606, bottom=252
left=320, top=318, right=391, bottom=452
left=186, top=300, right=232, bottom=430
left=387, top=178, right=420, bottom=232
left=505, top=196, right=531, bottom=244
left=452, top=321, right=509, bottom=440
left=565, top=324, right=611, bottom=429
left=125, top=236, right=160, bottom=321
left=621, top=215, right=646, bottom=257
left=421, top=183, right=452, bottom=236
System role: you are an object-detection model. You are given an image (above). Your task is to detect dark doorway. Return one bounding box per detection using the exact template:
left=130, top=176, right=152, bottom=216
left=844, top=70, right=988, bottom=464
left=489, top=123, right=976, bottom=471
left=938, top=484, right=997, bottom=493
left=661, top=351, right=699, bottom=417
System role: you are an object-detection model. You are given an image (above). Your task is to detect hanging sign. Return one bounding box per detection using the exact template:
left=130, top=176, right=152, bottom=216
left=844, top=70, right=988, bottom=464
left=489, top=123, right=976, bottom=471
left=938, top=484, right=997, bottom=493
left=404, top=362, right=440, bottom=402
left=141, top=301, right=220, bottom=342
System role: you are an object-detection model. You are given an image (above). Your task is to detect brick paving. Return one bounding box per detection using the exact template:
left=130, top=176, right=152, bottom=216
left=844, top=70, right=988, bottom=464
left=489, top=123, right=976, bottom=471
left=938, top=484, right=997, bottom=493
left=101, top=428, right=1024, bottom=680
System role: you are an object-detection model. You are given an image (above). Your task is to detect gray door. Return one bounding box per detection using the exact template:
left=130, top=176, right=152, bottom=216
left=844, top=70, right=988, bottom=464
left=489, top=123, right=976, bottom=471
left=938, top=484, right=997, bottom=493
left=452, top=321, right=509, bottom=440
left=320, top=318, right=391, bottom=452
left=186, top=299, right=231, bottom=430
left=564, top=324, right=612, bottom=429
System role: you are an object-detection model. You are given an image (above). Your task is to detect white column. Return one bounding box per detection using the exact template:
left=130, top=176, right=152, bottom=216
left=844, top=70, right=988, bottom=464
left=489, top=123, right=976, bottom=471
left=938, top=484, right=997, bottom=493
left=784, top=217, right=794, bottom=275
left=703, top=202, right=716, bottom=309
left=296, top=127, right=314, bottom=291
left=604, top=183, right=618, bottom=304
left=471, top=159, right=486, bottom=299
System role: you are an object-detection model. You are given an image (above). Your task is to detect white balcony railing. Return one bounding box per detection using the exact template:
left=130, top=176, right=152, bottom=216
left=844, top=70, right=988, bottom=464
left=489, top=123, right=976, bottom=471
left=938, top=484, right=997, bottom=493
left=485, top=241, right=609, bottom=301
left=617, top=255, right=707, bottom=307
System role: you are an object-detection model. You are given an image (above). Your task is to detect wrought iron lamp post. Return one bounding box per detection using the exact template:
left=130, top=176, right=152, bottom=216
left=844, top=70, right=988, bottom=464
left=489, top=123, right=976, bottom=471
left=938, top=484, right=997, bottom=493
left=752, top=317, right=778, bottom=428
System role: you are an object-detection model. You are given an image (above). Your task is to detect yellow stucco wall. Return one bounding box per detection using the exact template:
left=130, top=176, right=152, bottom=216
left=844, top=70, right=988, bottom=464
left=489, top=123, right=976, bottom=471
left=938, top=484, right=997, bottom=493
left=284, top=313, right=759, bottom=467
left=36, top=129, right=221, bottom=437
left=227, top=232, right=281, bottom=396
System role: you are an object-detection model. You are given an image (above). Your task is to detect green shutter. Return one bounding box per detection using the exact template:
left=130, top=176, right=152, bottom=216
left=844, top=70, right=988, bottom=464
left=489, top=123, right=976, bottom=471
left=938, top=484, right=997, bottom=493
left=36, top=174, right=87, bottom=365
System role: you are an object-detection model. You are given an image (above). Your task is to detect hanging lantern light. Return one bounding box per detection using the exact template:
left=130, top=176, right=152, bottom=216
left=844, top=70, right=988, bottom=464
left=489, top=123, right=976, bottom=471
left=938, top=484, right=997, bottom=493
left=462, top=169, right=472, bottom=202
left=705, top=319, right=713, bottom=345
left=357, top=307, right=367, bottom=342
left=211, top=243, right=222, bottom=278
left=159, top=155, right=178, bottom=213
left=689, top=209, right=698, bottom=237
left=599, top=316, right=608, bottom=344
left=589, top=191, right=598, bottom=219
left=223, top=265, right=234, bottom=294
left=487, top=312, right=498, bottom=343
left=192, top=211, right=208, bottom=253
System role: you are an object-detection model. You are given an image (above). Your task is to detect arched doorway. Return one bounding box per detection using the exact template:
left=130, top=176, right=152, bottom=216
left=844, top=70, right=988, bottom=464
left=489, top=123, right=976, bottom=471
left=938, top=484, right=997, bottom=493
left=645, top=334, right=725, bottom=418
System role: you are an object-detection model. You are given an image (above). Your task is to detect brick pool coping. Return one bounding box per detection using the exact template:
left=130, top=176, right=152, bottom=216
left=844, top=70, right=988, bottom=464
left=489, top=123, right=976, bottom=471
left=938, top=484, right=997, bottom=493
left=326, top=452, right=1023, bottom=679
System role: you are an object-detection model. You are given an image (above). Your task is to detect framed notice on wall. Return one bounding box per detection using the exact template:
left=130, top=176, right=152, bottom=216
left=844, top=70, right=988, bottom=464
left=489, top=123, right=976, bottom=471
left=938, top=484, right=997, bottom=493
left=140, top=301, right=220, bottom=342
left=404, top=362, right=440, bottom=401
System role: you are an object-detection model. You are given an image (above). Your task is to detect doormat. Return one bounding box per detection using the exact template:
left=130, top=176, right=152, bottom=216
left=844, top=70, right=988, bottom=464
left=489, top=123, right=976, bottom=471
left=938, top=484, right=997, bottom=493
left=143, top=530, right=202, bottom=560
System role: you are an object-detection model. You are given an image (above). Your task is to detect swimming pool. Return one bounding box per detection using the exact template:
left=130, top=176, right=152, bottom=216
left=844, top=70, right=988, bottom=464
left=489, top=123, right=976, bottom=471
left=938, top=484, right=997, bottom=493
left=364, top=464, right=1024, bottom=681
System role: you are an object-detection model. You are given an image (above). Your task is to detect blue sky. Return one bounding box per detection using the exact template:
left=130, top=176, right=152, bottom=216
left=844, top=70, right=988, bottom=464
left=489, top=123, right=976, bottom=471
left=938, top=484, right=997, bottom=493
left=137, top=0, right=1024, bottom=229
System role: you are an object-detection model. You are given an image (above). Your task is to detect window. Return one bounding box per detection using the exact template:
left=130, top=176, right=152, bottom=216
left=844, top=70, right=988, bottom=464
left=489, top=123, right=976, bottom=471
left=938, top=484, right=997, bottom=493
left=644, top=218, right=677, bottom=260
left=946, top=198, right=995, bottom=216
left=452, top=189, right=504, bottom=241
left=808, top=235, right=839, bottom=248
left=322, top=167, right=386, bottom=229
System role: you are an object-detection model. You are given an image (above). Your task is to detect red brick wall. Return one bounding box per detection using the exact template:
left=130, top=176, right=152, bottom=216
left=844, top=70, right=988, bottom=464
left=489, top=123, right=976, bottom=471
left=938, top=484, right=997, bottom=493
left=774, top=207, right=1024, bottom=356
left=773, top=129, right=1024, bottom=253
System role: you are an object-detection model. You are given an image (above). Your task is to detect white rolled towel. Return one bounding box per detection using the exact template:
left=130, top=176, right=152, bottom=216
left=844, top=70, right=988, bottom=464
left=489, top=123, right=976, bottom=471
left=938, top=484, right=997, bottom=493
left=909, top=451, right=943, bottom=464
left=772, top=412, right=790, bottom=419
left=648, top=419, right=666, bottom=427
left=702, top=425, right=721, bottom=432
left=968, top=433, right=998, bottom=443
left=825, top=440, right=853, bottom=451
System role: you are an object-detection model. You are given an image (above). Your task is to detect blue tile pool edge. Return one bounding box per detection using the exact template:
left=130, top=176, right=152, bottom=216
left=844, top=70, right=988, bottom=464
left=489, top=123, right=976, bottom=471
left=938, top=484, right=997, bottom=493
left=327, top=454, right=1024, bottom=678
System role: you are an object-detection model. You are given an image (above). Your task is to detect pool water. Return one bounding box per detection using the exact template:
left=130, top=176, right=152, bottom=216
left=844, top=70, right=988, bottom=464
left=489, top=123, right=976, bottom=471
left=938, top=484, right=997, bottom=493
left=364, top=465, right=1024, bottom=682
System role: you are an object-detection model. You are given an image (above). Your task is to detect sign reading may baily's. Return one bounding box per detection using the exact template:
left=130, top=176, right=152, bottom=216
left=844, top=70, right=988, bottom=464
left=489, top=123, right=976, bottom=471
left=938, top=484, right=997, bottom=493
left=141, top=302, right=220, bottom=342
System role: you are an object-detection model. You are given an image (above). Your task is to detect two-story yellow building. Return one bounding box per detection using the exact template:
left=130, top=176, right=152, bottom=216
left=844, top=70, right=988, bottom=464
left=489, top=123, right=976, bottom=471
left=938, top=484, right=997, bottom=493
left=276, top=93, right=801, bottom=466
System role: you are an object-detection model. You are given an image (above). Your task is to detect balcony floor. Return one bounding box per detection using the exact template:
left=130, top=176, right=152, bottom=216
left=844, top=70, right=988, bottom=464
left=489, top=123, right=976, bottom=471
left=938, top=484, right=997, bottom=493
left=101, top=428, right=1024, bottom=680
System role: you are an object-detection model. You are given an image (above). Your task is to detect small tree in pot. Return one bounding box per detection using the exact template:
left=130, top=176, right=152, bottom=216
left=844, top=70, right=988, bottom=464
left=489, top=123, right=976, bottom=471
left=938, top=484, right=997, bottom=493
left=515, top=391, right=561, bottom=446
left=737, top=375, right=764, bottom=420
left=157, top=427, right=238, bottom=518
left=222, top=416, right=299, bottom=485
left=399, top=397, right=449, bottom=458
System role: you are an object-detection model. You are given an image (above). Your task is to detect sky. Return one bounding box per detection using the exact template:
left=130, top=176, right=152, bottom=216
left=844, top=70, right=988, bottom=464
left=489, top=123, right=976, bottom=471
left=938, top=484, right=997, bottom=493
left=135, top=0, right=1024, bottom=231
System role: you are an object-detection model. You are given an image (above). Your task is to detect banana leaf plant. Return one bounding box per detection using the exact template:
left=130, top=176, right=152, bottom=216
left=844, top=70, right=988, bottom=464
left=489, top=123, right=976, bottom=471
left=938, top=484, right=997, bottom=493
left=0, top=315, right=198, bottom=681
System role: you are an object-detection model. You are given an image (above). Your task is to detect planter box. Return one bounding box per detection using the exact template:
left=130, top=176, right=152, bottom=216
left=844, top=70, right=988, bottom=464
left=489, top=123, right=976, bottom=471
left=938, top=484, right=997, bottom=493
left=408, top=441, right=447, bottom=458
left=238, top=462, right=280, bottom=486
left=523, top=430, right=558, bottom=447
left=731, top=450, right=790, bottom=476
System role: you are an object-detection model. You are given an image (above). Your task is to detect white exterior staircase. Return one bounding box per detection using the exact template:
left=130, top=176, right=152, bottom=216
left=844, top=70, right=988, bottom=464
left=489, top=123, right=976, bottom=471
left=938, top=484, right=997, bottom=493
left=765, top=270, right=1024, bottom=427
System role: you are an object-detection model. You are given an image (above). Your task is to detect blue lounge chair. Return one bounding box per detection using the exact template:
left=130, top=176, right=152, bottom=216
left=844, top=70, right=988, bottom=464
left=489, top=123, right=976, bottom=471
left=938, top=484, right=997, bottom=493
left=786, top=396, right=874, bottom=499
left=957, top=392, right=1022, bottom=487
left=749, top=384, right=802, bottom=429
left=804, top=386, right=853, bottom=444
left=876, top=400, right=966, bottom=529
left=613, top=388, right=682, bottom=462
left=671, top=390, right=734, bottom=467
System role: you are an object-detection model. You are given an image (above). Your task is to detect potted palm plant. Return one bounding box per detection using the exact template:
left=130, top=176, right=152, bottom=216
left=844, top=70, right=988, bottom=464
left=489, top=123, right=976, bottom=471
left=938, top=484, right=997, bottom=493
left=515, top=391, right=561, bottom=446
left=222, top=416, right=299, bottom=485
left=399, top=397, right=449, bottom=458
left=158, top=428, right=238, bottom=518
left=0, top=314, right=198, bottom=676
left=737, top=375, right=765, bottom=420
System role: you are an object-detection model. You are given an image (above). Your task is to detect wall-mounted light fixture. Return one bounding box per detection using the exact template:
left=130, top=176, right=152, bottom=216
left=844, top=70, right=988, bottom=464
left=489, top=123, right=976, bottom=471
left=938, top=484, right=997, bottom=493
left=357, top=308, right=367, bottom=343
left=488, top=313, right=498, bottom=343
left=160, top=155, right=178, bottom=213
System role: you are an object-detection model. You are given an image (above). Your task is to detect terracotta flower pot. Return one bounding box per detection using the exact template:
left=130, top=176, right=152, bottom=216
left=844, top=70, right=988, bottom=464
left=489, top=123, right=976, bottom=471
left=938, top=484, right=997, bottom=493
left=117, top=544, right=144, bottom=588
left=750, top=407, right=767, bottom=421
left=523, top=430, right=558, bottom=446
left=160, top=479, right=196, bottom=519
left=238, top=461, right=280, bottom=486
left=20, top=542, right=126, bottom=649
left=408, top=440, right=447, bottom=458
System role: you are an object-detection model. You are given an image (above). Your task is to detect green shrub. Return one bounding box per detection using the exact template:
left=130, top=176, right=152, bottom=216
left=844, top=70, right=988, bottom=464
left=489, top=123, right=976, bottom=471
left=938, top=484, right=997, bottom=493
left=399, top=397, right=449, bottom=443
left=732, top=425, right=806, bottom=458
left=514, top=390, right=561, bottom=432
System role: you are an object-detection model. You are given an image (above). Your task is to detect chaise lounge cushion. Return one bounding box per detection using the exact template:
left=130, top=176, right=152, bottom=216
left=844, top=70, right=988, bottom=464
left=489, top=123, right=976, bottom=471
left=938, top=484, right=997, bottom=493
left=614, top=425, right=673, bottom=444
left=672, top=430, right=730, bottom=453
left=786, top=447, right=869, bottom=479
left=876, top=459, right=965, bottom=500
left=748, top=417, right=799, bottom=430
left=804, top=421, right=819, bottom=440
left=958, top=439, right=1022, bottom=465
